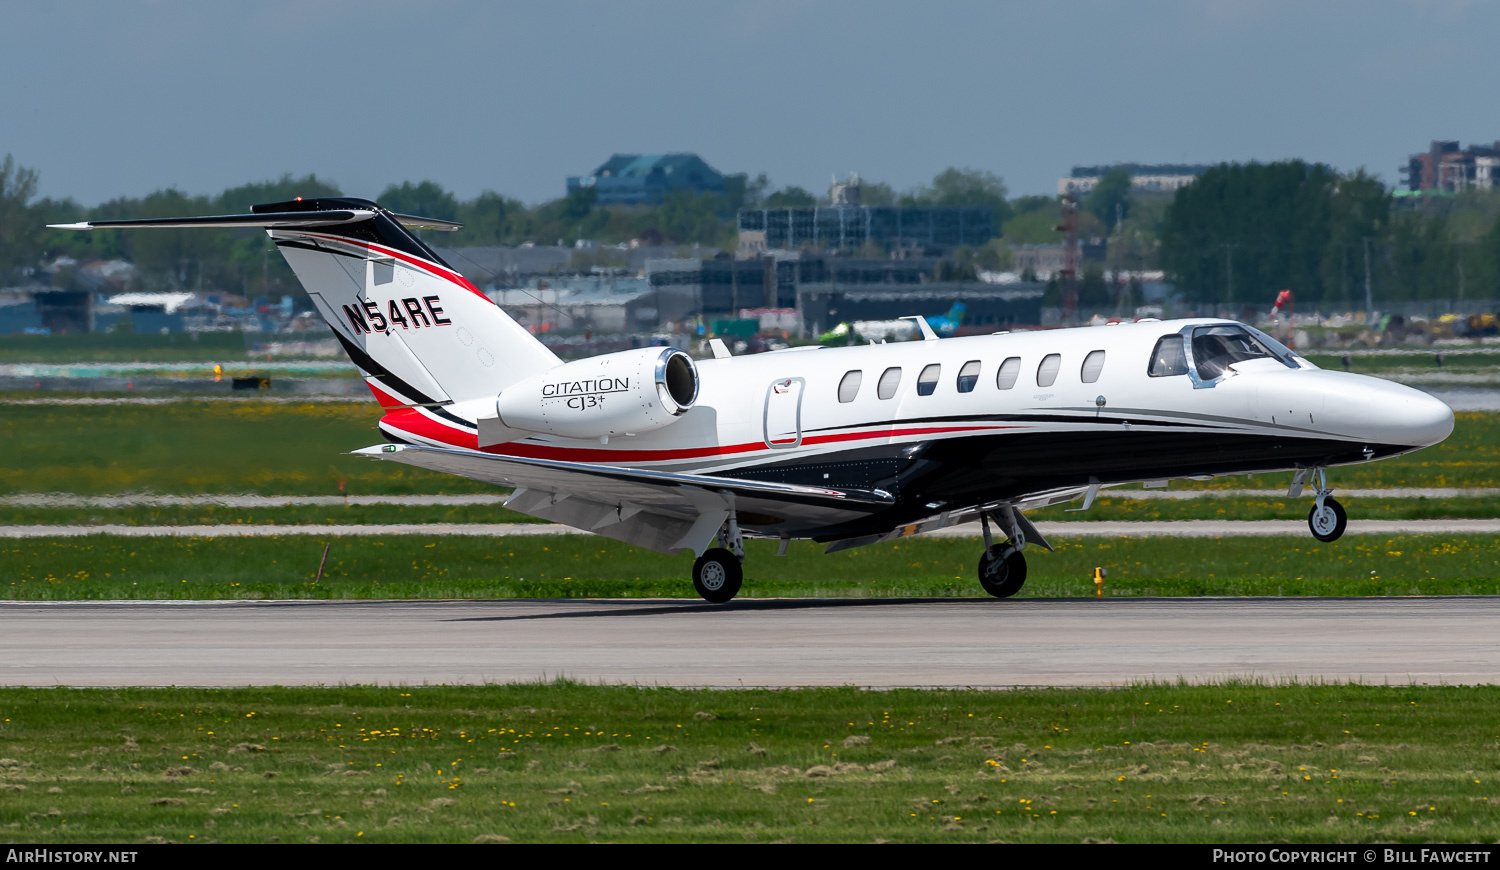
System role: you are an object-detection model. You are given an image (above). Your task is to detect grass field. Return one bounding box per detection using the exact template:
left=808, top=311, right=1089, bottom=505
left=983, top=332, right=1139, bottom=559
left=1303, top=350, right=1500, bottom=374
left=4, top=534, right=1498, bottom=601
left=0, top=681, right=1495, bottom=843
left=0, top=333, right=261, bottom=364
left=2, top=402, right=1499, bottom=496
left=2, top=493, right=1495, bottom=529
left=0, top=401, right=486, bottom=496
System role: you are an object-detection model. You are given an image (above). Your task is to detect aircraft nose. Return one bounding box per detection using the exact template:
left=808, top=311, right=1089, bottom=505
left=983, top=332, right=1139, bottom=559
left=1352, top=379, right=1454, bottom=447
left=1392, top=388, right=1456, bottom=447
left=1317, top=373, right=1454, bottom=447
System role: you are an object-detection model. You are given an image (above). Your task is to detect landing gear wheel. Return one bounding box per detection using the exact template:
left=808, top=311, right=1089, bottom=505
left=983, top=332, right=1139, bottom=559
left=978, top=545, right=1027, bottom=599
left=1308, top=497, right=1347, bottom=543
left=692, top=548, right=743, bottom=603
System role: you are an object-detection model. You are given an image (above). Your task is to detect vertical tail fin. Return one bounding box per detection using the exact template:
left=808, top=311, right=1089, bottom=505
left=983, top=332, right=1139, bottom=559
left=259, top=198, right=560, bottom=408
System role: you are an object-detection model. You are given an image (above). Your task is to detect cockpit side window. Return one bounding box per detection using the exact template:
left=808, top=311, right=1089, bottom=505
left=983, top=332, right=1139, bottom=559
left=1148, top=335, right=1188, bottom=377
left=1190, top=325, right=1293, bottom=380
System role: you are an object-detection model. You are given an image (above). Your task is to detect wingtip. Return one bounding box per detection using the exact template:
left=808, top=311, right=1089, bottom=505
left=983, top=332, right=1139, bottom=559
left=47, top=222, right=94, bottom=231
left=352, top=444, right=405, bottom=457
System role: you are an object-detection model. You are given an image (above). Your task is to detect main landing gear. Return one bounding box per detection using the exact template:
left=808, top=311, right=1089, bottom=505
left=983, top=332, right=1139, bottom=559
left=977, top=508, right=1028, bottom=599
left=1294, top=467, right=1347, bottom=543
left=692, top=513, right=744, bottom=603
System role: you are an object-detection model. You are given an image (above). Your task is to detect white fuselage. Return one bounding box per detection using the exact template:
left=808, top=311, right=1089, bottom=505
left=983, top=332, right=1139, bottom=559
left=452, top=319, right=1452, bottom=492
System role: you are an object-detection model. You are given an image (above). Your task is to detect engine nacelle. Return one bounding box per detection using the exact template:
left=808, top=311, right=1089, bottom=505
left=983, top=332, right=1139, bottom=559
left=494, top=346, right=699, bottom=439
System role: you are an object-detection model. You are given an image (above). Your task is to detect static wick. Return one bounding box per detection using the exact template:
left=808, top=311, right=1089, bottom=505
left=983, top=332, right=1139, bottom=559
left=1093, top=566, right=1107, bottom=598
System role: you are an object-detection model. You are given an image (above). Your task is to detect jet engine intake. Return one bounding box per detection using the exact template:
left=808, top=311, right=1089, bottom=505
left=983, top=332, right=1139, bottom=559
left=495, top=346, right=698, bottom=439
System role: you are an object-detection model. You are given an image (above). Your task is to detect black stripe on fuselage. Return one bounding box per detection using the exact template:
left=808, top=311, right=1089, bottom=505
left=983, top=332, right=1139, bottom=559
left=426, top=406, right=477, bottom=432
left=325, top=328, right=441, bottom=408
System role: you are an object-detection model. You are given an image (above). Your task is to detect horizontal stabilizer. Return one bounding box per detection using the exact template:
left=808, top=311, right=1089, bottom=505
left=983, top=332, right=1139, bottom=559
left=391, top=213, right=462, bottom=232
left=48, top=210, right=376, bottom=231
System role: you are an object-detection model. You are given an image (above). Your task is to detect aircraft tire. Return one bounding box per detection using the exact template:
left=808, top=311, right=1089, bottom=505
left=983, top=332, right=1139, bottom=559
left=1308, top=497, right=1348, bottom=543
left=692, top=548, right=743, bottom=603
left=978, top=545, right=1027, bottom=599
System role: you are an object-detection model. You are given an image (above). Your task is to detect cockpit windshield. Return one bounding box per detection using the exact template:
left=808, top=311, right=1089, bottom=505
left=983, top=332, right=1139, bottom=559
left=1244, top=325, right=1304, bottom=366
left=1190, top=325, right=1297, bottom=380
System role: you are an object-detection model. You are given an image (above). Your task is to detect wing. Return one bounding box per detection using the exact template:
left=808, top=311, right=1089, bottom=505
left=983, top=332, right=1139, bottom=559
left=355, top=443, right=894, bottom=556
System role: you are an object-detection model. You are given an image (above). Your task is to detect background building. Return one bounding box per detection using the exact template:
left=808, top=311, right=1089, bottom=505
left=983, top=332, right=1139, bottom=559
left=648, top=253, right=1042, bottom=332
left=737, top=206, right=994, bottom=253
left=566, top=154, right=727, bottom=206
left=1402, top=140, right=1500, bottom=193
left=1058, top=163, right=1208, bottom=197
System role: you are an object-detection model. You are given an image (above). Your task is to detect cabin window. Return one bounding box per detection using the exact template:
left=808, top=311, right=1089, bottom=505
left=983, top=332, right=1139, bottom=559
left=956, top=360, right=981, bottom=393
left=1036, top=354, right=1061, bottom=387
left=916, top=364, right=941, bottom=396
left=877, top=366, right=902, bottom=400
left=1080, top=350, right=1106, bottom=383
left=1190, top=325, right=1290, bottom=380
left=995, top=356, right=1021, bottom=390
left=1148, top=335, right=1188, bottom=377
left=837, top=370, right=862, bottom=403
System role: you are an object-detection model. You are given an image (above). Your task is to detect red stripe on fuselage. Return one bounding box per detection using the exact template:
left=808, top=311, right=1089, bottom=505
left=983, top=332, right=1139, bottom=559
left=366, top=380, right=408, bottom=410
left=380, top=407, right=479, bottom=448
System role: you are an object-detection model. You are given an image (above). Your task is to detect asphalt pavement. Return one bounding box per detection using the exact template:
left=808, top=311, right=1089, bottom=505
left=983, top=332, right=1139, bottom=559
left=2, top=596, right=1494, bottom=688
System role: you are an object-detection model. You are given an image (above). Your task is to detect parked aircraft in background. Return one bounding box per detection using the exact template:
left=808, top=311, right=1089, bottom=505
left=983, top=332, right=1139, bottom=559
left=923, top=301, right=967, bottom=337
left=820, top=301, right=968, bottom=344
left=54, top=199, right=1455, bottom=602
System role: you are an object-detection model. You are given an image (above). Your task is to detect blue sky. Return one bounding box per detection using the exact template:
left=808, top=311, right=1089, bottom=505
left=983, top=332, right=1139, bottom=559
left=2, top=0, right=1494, bottom=206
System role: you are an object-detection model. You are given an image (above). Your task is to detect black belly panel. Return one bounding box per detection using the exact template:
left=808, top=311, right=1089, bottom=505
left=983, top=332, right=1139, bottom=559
left=715, top=427, right=1408, bottom=541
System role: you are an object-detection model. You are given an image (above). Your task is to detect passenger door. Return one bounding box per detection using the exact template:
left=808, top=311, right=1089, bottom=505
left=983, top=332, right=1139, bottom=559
left=763, top=377, right=805, bottom=448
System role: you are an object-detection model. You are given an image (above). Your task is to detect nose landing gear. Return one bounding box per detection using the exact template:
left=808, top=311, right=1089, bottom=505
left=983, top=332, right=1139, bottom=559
left=977, top=508, right=1028, bottom=598
left=1295, top=467, right=1347, bottom=543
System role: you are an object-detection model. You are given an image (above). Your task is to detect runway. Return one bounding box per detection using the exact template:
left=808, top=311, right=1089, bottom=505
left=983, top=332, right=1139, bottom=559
left=3, top=518, right=1499, bottom=538
left=2, top=596, right=1496, bottom=688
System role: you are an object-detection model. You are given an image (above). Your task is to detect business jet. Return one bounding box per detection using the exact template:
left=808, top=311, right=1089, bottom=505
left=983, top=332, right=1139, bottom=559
left=822, top=302, right=969, bottom=344
left=53, top=198, right=1456, bottom=603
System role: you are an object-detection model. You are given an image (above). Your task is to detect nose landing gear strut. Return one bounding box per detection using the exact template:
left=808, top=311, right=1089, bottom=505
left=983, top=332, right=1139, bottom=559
left=1295, top=467, right=1347, bottom=543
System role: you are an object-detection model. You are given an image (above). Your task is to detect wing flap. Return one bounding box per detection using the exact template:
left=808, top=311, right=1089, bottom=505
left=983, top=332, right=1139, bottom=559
left=503, top=487, right=708, bottom=554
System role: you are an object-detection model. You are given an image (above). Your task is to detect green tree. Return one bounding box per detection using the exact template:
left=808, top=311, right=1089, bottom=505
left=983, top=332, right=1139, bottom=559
left=219, top=174, right=341, bottom=213
left=1077, top=263, right=1112, bottom=312
left=660, top=191, right=730, bottom=245
left=904, top=167, right=1013, bottom=228
left=1001, top=207, right=1061, bottom=245
left=453, top=190, right=527, bottom=246
left=0, top=154, right=40, bottom=278
left=860, top=181, right=897, bottom=206
left=377, top=180, right=458, bottom=221
left=1385, top=212, right=1454, bottom=302
left=765, top=186, right=816, bottom=208
left=1010, top=195, right=1056, bottom=216
left=1320, top=170, right=1389, bottom=305
left=1084, top=168, right=1131, bottom=230
left=1159, top=161, right=1348, bottom=306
